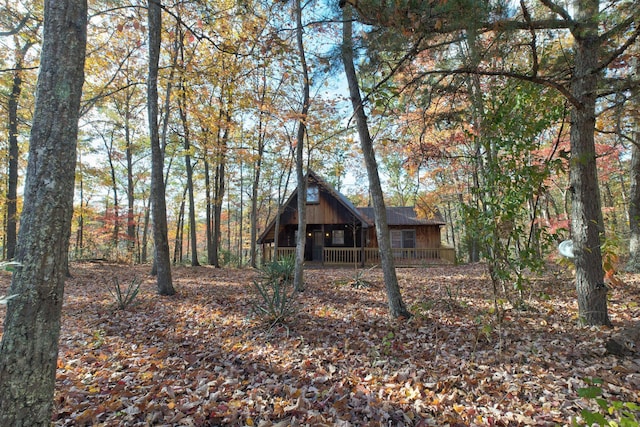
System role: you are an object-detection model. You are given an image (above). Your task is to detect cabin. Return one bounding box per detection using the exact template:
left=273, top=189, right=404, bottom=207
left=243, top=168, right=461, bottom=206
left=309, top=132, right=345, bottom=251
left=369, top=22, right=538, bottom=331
left=258, top=171, right=455, bottom=266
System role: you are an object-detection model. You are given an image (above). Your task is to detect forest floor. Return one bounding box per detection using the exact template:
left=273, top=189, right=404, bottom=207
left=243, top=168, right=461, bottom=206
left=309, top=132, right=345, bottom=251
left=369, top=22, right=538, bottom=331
left=1, top=262, right=639, bottom=426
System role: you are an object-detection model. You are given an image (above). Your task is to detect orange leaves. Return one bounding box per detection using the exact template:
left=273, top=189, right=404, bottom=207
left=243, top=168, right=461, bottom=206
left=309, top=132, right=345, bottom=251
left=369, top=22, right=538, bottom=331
left=3, top=263, right=631, bottom=425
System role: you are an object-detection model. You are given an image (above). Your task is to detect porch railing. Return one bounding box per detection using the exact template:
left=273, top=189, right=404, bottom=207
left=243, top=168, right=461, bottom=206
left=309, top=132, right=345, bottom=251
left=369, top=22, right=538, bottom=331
left=264, top=246, right=455, bottom=265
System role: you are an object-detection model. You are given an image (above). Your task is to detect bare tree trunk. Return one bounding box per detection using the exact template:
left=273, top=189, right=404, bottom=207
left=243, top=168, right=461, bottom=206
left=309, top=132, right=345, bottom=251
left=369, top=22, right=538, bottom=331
left=569, top=0, right=609, bottom=325
left=211, top=108, right=230, bottom=268
left=627, top=133, right=640, bottom=271
left=627, top=63, right=640, bottom=272
left=5, top=40, right=33, bottom=260
left=141, top=199, right=150, bottom=264
left=125, top=102, right=136, bottom=262
left=104, top=133, right=120, bottom=254
left=173, top=187, right=186, bottom=264
left=205, top=158, right=214, bottom=264
left=0, top=1, right=87, bottom=423
left=178, top=69, right=199, bottom=266
left=341, top=4, right=410, bottom=319
left=249, top=68, right=269, bottom=268
left=293, top=0, right=310, bottom=292
left=148, top=0, right=174, bottom=295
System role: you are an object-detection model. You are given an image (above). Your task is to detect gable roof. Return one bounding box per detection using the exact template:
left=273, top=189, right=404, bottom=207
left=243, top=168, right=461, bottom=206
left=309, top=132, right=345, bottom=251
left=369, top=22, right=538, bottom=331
left=257, top=170, right=372, bottom=244
left=308, top=170, right=373, bottom=227
left=257, top=170, right=445, bottom=244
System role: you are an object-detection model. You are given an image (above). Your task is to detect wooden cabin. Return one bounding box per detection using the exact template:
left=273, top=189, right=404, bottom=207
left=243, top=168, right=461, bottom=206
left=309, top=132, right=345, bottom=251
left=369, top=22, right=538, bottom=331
left=258, top=170, right=454, bottom=266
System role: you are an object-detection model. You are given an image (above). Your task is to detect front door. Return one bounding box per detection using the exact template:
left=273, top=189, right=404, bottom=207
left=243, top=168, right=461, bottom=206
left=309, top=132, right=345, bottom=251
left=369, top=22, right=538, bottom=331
left=312, top=230, right=324, bottom=261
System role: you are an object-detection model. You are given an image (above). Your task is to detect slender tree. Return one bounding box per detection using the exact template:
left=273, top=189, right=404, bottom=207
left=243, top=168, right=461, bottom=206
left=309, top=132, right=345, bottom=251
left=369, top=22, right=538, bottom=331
left=341, top=0, right=639, bottom=325
left=148, top=0, right=175, bottom=295
left=342, top=4, right=411, bottom=318
left=293, top=0, right=310, bottom=292
left=0, top=0, right=87, bottom=423
left=5, top=37, right=35, bottom=260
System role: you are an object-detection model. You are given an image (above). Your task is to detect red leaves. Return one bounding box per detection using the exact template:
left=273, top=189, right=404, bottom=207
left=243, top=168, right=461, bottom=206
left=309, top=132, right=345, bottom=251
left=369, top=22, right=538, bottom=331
left=1, top=263, right=639, bottom=425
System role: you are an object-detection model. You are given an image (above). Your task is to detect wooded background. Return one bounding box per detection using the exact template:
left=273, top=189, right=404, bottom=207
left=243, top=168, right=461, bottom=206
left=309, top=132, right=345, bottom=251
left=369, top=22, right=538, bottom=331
left=0, top=0, right=637, bottom=271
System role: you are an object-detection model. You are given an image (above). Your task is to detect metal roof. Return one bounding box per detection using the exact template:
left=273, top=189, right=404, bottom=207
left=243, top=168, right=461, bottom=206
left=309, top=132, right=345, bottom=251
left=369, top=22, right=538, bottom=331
left=357, top=206, right=446, bottom=226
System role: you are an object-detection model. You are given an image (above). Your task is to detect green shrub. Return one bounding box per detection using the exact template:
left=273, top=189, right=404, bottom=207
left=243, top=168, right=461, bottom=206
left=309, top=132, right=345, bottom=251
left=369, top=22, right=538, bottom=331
left=108, top=277, right=141, bottom=310
left=252, top=256, right=298, bottom=325
left=572, top=378, right=640, bottom=426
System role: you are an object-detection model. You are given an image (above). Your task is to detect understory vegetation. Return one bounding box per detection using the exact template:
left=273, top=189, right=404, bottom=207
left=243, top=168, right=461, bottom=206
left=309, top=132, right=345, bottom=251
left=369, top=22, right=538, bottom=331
left=1, top=263, right=637, bottom=426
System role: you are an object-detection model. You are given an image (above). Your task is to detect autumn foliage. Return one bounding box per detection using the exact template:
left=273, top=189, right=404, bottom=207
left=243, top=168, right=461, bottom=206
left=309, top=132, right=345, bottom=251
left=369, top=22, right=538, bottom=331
left=1, top=263, right=638, bottom=426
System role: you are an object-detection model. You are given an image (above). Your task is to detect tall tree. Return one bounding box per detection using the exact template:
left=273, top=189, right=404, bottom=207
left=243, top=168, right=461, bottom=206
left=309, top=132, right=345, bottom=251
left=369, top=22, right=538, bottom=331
left=568, top=0, right=609, bottom=325
left=177, top=26, right=200, bottom=267
left=5, top=34, right=36, bottom=260
left=293, top=0, right=310, bottom=292
left=342, top=0, right=639, bottom=325
left=148, top=0, right=175, bottom=295
left=0, top=0, right=87, bottom=424
left=342, top=4, right=410, bottom=319
left=626, top=59, right=640, bottom=271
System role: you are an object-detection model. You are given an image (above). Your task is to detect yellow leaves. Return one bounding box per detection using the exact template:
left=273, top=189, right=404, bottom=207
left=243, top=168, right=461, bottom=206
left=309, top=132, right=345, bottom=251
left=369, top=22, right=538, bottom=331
left=44, top=263, right=640, bottom=425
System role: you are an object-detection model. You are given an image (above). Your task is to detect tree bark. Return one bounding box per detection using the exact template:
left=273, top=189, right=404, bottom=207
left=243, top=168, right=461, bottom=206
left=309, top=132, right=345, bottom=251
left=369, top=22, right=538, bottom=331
left=178, top=63, right=199, bottom=266
left=627, top=65, right=640, bottom=271
left=205, top=158, right=214, bottom=264
left=5, top=41, right=32, bottom=261
left=0, top=1, right=87, bottom=424
left=148, top=0, right=174, bottom=295
left=124, top=97, right=137, bottom=261
left=342, top=4, right=411, bottom=319
left=293, top=0, right=310, bottom=292
left=627, top=133, right=640, bottom=270
left=104, top=133, right=120, bottom=252
left=569, top=0, right=609, bottom=325
left=250, top=67, right=269, bottom=268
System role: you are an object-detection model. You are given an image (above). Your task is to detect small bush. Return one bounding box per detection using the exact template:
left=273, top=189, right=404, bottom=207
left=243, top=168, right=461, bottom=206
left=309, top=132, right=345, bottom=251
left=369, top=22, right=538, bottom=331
left=572, top=378, right=640, bottom=426
left=252, top=256, right=298, bottom=325
left=109, top=277, right=141, bottom=310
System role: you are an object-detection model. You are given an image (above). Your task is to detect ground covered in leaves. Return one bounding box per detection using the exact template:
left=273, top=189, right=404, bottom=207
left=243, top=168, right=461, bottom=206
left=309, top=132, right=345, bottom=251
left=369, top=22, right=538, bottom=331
left=1, top=262, right=639, bottom=426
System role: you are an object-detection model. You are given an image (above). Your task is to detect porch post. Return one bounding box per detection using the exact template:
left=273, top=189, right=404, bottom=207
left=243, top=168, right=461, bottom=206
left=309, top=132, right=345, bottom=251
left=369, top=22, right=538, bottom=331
left=360, top=226, right=366, bottom=267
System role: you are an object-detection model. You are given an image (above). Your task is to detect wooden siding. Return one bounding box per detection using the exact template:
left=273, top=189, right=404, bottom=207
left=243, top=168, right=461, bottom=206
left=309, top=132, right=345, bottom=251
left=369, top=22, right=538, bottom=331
left=365, top=225, right=442, bottom=248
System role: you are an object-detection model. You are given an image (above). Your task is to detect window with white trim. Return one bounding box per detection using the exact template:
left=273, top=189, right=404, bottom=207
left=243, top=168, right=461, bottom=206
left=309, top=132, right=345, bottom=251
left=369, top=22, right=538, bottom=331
left=306, top=185, right=319, bottom=204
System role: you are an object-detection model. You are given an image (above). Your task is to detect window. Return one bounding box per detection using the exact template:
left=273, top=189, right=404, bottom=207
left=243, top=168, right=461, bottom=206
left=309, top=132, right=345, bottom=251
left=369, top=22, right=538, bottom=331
left=391, top=230, right=416, bottom=249
left=332, top=230, right=345, bottom=245
left=306, top=185, right=319, bottom=204
left=391, top=229, right=416, bottom=258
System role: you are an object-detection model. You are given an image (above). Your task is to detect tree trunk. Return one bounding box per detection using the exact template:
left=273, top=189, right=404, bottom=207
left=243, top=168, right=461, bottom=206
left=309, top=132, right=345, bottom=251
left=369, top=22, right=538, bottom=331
left=178, top=73, right=200, bottom=266
left=293, top=0, right=310, bottom=292
left=125, top=102, right=136, bottom=262
left=173, top=188, right=186, bottom=264
left=569, top=0, right=609, bottom=325
left=341, top=4, right=410, bottom=319
left=0, top=1, right=87, bottom=424
left=5, top=41, right=32, bottom=261
left=148, top=0, right=174, bottom=295
left=211, top=108, right=230, bottom=268
left=627, top=63, right=640, bottom=272
left=141, top=200, right=150, bottom=264
left=105, top=133, right=120, bottom=253
left=205, top=158, right=214, bottom=264
left=250, top=71, right=268, bottom=268
left=627, top=136, right=640, bottom=271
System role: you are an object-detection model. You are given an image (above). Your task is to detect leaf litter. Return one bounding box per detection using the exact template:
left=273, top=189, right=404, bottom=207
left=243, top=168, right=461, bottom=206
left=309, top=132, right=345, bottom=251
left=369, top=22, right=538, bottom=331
left=0, top=262, right=639, bottom=426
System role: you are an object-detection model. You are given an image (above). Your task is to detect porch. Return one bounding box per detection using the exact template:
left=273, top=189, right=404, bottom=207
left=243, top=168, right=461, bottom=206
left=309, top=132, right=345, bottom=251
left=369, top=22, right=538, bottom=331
left=262, top=246, right=456, bottom=266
